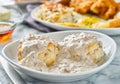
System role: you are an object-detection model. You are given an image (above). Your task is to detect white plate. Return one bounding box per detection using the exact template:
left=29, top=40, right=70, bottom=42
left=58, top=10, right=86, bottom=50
left=2, top=30, right=117, bottom=82
left=31, top=7, right=120, bottom=35
left=15, top=0, right=40, bottom=4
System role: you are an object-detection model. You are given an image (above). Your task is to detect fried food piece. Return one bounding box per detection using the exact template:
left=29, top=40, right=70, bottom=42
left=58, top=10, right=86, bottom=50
left=58, top=0, right=71, bottom=5
left=70, top=0, right=95, bottom=14
left=109, top=8, right=120, bottom=27
left=90, top=0, right=117, bottom=19
left=42, top=1, right=67, bottom=11
left=43, top=1, right=58, bottom=11
left=109, top=18, right=120, bottom=27
left=68, top=0, right=118, bottom=19
left=117, top=2, right=120, bottom=11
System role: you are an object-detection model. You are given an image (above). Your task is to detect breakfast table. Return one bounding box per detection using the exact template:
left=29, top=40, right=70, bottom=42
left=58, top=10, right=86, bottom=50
left=0, top=1, right=120, bottom=84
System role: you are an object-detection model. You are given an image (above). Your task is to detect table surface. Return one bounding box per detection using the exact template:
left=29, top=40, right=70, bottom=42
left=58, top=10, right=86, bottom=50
left=0, top=22, right=120, bottom=84
left=0, top=3, right=120, bottom=84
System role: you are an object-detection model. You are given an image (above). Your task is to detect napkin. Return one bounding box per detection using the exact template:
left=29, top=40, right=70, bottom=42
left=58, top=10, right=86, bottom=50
left=23, top=5, right=58, bottom=33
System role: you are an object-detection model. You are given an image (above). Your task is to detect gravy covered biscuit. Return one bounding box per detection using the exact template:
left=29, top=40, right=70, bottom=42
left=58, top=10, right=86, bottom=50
left=18, top=34, right=58, bottom=67
left=58, top=33, right=104, bottom=63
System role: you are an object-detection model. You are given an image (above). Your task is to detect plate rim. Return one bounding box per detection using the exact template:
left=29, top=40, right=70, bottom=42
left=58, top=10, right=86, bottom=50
left=15, top=1, right=40, bottom=5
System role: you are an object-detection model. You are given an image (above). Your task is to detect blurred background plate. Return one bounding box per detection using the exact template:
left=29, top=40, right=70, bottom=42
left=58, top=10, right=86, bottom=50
left=14, top=0, right=40, bottom=5
left=31, top=7, right=120, bottom=35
